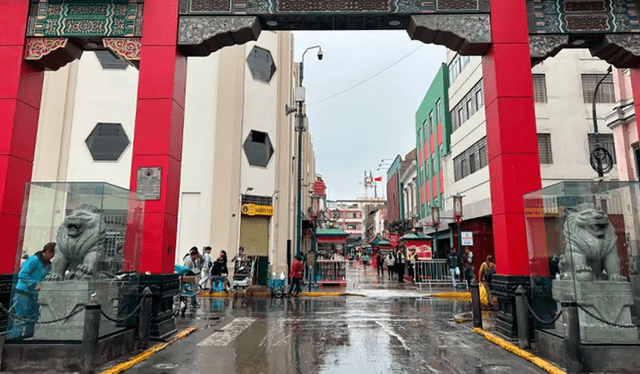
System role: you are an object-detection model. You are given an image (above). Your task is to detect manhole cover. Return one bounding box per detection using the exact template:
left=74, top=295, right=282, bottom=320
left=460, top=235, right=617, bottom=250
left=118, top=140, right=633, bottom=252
left=155, top=363, right=180, bottom=369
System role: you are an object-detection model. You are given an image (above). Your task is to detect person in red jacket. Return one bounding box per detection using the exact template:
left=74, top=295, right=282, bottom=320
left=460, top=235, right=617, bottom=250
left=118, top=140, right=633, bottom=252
left=287, top=255, right=304, bottom=297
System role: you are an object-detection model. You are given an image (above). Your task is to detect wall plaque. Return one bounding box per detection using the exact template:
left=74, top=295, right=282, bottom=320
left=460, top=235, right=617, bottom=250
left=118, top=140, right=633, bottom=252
left=137, top=167, right=161, bottom=200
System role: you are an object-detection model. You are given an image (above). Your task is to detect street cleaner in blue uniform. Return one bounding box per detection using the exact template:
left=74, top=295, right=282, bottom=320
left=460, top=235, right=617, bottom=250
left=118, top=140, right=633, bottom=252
left=8, top=242, right=55, bottom=339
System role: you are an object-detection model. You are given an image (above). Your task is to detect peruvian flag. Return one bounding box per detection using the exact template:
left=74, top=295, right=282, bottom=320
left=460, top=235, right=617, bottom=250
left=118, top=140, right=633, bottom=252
left=374, top=176, right=382, bottom=182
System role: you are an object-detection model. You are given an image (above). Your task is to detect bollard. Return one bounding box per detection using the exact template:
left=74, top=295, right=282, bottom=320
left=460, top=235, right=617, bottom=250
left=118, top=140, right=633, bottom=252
left=562, top=299, right=583, bottom=374
left=470, top=279, right=482, bottom=328
left=515, top=285, right=530, bottom=348
left=82, top=295, right=101, bottom=373
left=138, top=287, right=153, bottom=349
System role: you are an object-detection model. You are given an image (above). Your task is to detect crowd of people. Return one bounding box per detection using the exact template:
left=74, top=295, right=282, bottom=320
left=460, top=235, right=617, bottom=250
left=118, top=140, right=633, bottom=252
left=181, top=245, right=252, bottom=294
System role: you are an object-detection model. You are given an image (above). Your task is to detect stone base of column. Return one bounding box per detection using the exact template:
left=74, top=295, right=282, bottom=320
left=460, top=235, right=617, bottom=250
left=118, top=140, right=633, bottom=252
left=491, top=274, right=531, bottom=341
left=139, top=273, right=180, bottom=341
left=0, top=274, right=13, bottom=335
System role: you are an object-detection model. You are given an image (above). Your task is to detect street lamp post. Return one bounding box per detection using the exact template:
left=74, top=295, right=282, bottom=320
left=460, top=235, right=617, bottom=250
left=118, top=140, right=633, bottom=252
left=453, top=194, right=463, bottom=265
left=590, top=66, right=614, bottom=178
left=431, top=205, right=440, bottom=258
left=292, top=45, right=323, bottom=257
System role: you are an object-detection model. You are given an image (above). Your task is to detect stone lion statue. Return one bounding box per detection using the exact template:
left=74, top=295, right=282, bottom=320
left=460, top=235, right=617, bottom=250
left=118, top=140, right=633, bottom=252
left=47, top=204, right=106, bottom=281
left=558, top=203, right=626, bottom=282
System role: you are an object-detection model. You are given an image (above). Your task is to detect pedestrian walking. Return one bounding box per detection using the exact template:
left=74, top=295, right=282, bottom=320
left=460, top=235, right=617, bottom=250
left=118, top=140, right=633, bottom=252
left=287, top=255, right=304, bottom=297
left=447, top=248, right=460, bottom=288
left=385, top=253, right=395, bottom=280
left=395, top=245, right=405, bottom=283
left=462, top=247, right=474, bottom=286
left=8, top=242, right=55, bottom=339
left=199, top=246, right=212, bottom=290
left=376, top=251, right=384, bottom=276
left=361, top=253, right=370, bottom=273
left=479, top=255, right=496, bottom=310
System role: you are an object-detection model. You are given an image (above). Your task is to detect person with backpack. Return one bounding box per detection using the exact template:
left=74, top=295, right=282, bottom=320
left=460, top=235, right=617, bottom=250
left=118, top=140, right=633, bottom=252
left=479, top=255, right=496, bottom=310
left=446, top=248, right=460, bottom=288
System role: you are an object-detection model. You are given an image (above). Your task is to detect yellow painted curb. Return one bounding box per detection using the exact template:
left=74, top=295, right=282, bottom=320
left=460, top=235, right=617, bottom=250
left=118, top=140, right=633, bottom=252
left=429, top=292, right=471, bottom=301
left=100, top=326, right=198, bottom=374
left=473, top=328, right=565, bottom=374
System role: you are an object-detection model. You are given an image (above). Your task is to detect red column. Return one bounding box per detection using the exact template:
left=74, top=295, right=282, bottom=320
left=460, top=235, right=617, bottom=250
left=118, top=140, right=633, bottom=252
left=130, top=0, right=186, bottom=274
left=482, top=1, right=542, bottom=275
left=0, top=2, right=44, bottom=274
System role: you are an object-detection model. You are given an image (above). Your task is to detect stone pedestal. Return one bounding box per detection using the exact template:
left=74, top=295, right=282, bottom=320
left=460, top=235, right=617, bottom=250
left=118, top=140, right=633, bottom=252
left=34, top=281, right=117, bottom=341
left=492, top=275, right=532, bottom=341
left=139, top=273, right=179, bottom=341
left=552, top=279, right=640, bottom=344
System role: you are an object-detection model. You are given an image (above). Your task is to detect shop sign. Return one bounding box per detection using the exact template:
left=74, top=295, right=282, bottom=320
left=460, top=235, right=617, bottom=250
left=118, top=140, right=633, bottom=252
left=313, top=180, right=326, bottom=197
left=241, top=204, right=274, bottom=216
left=461, top=231, right=473, bottom=246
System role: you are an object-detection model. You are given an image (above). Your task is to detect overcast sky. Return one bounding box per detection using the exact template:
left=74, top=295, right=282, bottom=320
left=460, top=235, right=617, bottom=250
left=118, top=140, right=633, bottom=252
left=293, top=31, right=446, bottom=201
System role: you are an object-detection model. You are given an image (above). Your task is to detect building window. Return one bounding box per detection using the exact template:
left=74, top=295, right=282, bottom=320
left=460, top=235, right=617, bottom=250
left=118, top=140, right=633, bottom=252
left=429, top=111, right=433, bottom=135
left=582, top=74, right=615, bottom=103
left=95, top=51, right=128, bottom=70
left=243, top=130, right=275, bottom=167
left=537, top=133, right=553, bottom=164
left=451, top=79, right=483, bottom=133
left=436, top=99, right=441, bottom=124
left=85, top=123, right=130, bottom=161
left=448, top=54, right=472, bottom=84
left=346, top=223, right=357, bottom=230
left=246, top=46, right=277, bottom=83
left=532, top=74, right=548, bottom=103
left=588, top=133, right=617, bottom=164
left=453, top=137, right=488, bottom=181
left=469, top=153, right=476, bottom=174
left=479, top=145, right=487, bottom=168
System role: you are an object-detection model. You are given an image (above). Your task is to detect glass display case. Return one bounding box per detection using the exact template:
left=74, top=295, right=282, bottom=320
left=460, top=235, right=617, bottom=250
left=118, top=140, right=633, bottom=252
left=524, top=181, right=640, bottom=344
left=7, top=182, right=144, bottom=341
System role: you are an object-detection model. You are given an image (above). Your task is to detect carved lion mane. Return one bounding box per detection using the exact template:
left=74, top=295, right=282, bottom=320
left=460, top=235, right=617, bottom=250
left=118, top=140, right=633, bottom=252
left=49, top=204, right=106, bottom=280
left=560, top=202, right=624, bottom=281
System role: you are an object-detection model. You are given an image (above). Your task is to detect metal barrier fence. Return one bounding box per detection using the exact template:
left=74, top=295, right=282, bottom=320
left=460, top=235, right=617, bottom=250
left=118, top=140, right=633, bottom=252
left=414, top=260, right=465, bottom=291
left=316, top=260, right=348, bottom=286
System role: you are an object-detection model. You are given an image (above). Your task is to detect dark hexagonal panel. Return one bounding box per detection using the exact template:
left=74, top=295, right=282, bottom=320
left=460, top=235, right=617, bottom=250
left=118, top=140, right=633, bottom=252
left=246, top=46, right=276, bottom=83
left=85, top=123, right=130, bottom=161
left=243, top=130, right=274, bottom=168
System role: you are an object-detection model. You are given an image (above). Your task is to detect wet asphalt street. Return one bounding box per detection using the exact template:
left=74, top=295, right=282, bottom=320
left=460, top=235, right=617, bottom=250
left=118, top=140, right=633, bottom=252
left=116, top=267, right=547, bottom=374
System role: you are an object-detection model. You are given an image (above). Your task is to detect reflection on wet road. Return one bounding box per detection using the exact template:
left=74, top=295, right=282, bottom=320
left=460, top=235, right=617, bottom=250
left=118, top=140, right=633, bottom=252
left=121, top=293, right=546, bottom=374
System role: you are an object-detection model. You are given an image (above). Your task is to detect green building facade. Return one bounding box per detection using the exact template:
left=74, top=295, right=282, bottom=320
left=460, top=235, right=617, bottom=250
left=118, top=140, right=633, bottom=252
left=415, top=63, right=451, bottom=221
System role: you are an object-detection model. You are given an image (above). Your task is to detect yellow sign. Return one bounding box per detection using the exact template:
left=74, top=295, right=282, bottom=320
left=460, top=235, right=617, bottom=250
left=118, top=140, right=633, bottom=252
left=241, top=204, right=274, bottom=216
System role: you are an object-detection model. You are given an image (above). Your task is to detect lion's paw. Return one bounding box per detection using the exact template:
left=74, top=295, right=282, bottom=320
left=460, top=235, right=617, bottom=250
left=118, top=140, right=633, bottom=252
left=75, top=264, right=94, bottom=280
left=609, top=274, right=627, bottom=282
left=46, top=273, right=63, bottom=282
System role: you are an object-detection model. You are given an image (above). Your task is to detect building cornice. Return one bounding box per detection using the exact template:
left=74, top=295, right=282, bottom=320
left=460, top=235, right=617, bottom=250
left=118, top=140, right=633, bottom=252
left=605, top=99, right=636, bottom=130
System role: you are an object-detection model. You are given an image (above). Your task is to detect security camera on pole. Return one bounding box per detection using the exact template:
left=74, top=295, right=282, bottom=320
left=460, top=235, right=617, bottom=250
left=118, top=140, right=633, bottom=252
left=285, top=45, right=323, bottom=257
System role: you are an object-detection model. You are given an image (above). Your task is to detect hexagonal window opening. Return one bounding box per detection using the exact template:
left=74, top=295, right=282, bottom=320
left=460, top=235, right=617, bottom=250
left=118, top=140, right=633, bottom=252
left=246, top=46, right=277, bottom=84
left=85, top=123, right=130, bottom=161
left=243, top=130, right=274, bottom=168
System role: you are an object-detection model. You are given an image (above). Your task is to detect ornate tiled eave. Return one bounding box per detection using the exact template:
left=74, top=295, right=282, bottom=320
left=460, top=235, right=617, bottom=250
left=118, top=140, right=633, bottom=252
left=527, top=0, right=640, bottom=68
left=177, top=0, right=491, bottom=56
left=103, top=38, right=142, bottom=68
left=24, top=0, right=144, bottom=70
left=25, top=38, right=83, bottom=71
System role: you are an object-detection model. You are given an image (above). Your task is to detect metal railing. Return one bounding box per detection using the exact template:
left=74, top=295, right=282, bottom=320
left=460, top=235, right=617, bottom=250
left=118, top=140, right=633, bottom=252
left=316, top=260, right=348, bottom=285
left=414, top=259, right=465, bottom=291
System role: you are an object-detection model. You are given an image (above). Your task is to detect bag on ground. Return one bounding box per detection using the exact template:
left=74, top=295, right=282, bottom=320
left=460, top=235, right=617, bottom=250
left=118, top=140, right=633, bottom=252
left=479, top=282, right=489, bottom=306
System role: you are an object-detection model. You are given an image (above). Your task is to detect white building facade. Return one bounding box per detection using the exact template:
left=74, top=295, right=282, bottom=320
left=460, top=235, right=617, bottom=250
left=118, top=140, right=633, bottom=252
left=30, top=31, right=314, bottom=275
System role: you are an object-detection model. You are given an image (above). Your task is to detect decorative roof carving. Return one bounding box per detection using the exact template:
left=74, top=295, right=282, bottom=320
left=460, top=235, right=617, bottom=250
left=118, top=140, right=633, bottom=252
left=24, top=37, right=82, bottom=71
left=103, top=38, right=142, bottom=69
left=529, top=35, right=568, bottom=65
left=590, top=34, right=640, bottom=69
left=406, top=14, right=491, bottom=55
left=178, top=16, right=261, bottom=56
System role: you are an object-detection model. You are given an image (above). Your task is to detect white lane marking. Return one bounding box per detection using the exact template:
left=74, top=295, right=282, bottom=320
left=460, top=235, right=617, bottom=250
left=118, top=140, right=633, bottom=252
left=198, top=317, right=256, bottom=346
left=280, top=318, right=421, bottom=322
